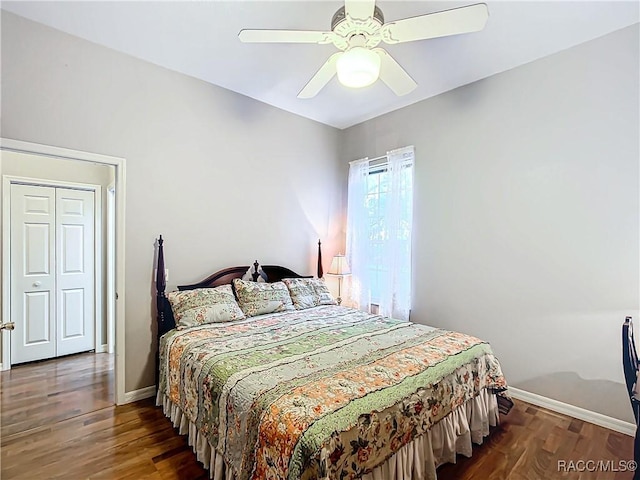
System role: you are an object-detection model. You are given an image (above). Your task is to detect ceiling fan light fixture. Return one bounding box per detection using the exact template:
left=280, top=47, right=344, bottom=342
left=336, top=47, right=380, bottom=89
left=240, top=1, right=490, bottom=98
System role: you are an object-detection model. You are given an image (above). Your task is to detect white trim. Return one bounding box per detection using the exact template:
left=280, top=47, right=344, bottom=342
left=1, top=139, right=124, bottom=165
left=106, top=183, right=116, bottom=355
left=1, top=175, right=10, bottom=371
left=95, top=344, right=109, bottom=354
left=4, top=176, right=100, bottom=191
left=94, top=185, right=103, bottom=356
left=509, top=386, right=636, bottom=437
left=123, top=385, right=156, bottom=404
left=0, top=138, right=127, bottom=405
left=115, top=163, right=126, bottom=406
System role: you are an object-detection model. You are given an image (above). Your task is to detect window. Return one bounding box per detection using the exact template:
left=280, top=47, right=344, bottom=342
left=365, top=163, right=412, bottom=303
left=346, top=146, right=414, bottom=320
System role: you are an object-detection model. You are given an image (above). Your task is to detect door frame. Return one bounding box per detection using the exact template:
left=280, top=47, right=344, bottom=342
left=0, top=138, right=127, bottom=405
left=106, top=182, right=116, bottom=355
left=5, top=177, right=102, bottom=361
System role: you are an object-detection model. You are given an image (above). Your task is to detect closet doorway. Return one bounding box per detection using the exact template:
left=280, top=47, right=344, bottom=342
left=10, top=182, right=98, bottom=364
left=1, top=139, right=127, bottom=405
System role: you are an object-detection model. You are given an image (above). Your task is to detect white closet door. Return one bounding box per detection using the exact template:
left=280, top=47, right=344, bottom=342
left=10, top=184, right=57, bottom=364
left=55, top=188, right=95, bottom=356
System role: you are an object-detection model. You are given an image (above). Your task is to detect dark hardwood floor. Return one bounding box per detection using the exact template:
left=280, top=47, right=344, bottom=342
left=0, top=353, right=634, bottom=479
left=437, top=402, right=635, bottom=480
left=1, top=352, right=114, bottom=439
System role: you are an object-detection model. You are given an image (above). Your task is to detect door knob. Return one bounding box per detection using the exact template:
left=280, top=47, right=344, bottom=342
left=33, top=281, right=41, bottom=288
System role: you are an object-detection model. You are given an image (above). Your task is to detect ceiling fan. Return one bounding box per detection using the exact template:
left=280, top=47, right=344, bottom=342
left=238, top=0, right=489, bottom=99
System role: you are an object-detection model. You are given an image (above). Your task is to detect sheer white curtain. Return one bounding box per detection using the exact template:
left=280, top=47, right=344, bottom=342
left=346, top=146, right=414, bottom=320
left=380, top=146, right=414, bottom=320
left=345, top=158, right=371, bottom=312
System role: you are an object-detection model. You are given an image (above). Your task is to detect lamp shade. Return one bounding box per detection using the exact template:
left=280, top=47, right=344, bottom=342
left=327, top=254, right=351, bottom=276
left=336, top=47, right=380, bottom=89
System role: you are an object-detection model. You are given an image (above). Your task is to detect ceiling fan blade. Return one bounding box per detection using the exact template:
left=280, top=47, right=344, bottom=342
left=239, top=29, right=334, bottom=44
left=374, top=49, right=417, bottom=96
left=344, top=0, right=376, bottom=21
left=298, top=53, right=342, bottom=99
left=381, top=3, right=488, bottom=44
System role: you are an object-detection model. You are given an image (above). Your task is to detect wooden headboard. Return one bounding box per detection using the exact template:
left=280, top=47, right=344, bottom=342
left=155, top=236, right=323, bottom=338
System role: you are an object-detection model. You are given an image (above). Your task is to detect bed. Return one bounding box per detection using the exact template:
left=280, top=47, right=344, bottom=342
left=155, top=237, right=513, bottom=480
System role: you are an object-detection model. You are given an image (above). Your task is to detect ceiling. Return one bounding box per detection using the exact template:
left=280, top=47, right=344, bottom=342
left=2, top=1, right=638, bottom=129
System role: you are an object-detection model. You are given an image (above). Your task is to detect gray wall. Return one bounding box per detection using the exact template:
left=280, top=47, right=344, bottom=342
left=341, top=24, right=640, bottom=423
left=1, top=12, right=344, bottom=391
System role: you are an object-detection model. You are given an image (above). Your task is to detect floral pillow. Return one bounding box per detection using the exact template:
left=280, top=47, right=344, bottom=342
left=282, top=277, right=337, bottom=310
left=167, top=285, right=245, bottom=328
left=233, top=279, right=295, bottom=317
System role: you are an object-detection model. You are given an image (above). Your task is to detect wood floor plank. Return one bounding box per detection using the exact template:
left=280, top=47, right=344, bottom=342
left=1, top=352, right=635, bottom=479
left=433, top=400, right=635, bottom=480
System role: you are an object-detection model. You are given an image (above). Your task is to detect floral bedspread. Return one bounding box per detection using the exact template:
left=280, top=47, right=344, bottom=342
left=158, top=305, right=510, bottom=480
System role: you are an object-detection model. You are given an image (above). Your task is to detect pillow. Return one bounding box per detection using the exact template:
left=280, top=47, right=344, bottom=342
left=283, top=277, right=337, bottom=310
left=233, top=278, right=295, bottom=317
left=167, top=285, right=246, bottom=328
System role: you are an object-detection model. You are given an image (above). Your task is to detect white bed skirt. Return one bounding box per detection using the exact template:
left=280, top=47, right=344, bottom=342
left=156, top=388, right=500, bottom=480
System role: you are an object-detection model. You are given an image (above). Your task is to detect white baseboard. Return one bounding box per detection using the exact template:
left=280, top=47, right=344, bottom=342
left=509, top=387, right=636, bottom=437
left=95, top=344, right=108, bottom=353
left=123, top=385, right=156, bottom=404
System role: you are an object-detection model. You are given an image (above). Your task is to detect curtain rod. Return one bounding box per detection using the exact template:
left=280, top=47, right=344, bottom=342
left=349, top=146, right=414, bottom=165
left=349, top=154, right=387, bottom=165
